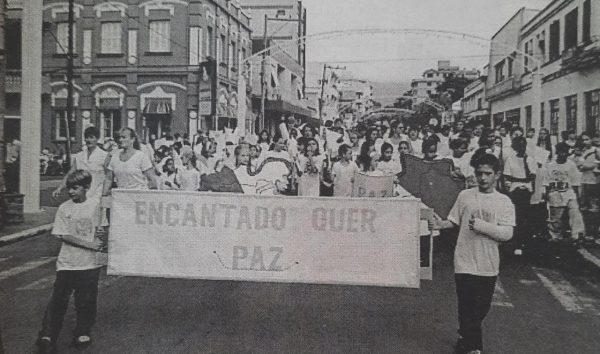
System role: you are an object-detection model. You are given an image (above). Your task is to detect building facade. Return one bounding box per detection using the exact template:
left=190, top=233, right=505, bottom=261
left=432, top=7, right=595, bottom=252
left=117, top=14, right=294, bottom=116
left=462, top=75, right=491, bottom=126
left=410, top=61, right=480, bottom=100
left=487, top=0, right=600, bottom=137
left=241, top=0, right=313, bottom=134
left=4, top=0, right=24, bottom=143
left=40, top=0, right=252, bottom=152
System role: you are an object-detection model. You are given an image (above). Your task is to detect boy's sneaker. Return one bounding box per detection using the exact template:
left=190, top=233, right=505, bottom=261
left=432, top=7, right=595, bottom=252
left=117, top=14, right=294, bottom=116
left=72, top=335, right=92, bottom=349
left=35, top=337, right=56, bottom=354
left=513, top=248, right=523, bottom=256
left=466, top=351, right=482, bottom=354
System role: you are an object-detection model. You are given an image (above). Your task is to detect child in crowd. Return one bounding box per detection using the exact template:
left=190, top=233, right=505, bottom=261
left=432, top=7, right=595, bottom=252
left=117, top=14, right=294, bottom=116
left=36, top=170, right=107, bottom=353
left=544, top=142, right=584, bottom=242
left=178, top=147, right=200, bottom=191
left=449, top=139, right=475, bottom=188
left=577, top=132, right=600, bottom=243
left=159, top=158, right=180, bottom=190
left=297, top=138, right=323, bottom=196
left=434, top=153, right=515, bottom=354
left=332, top=144, right=359, bottom=197
left=377, top=142, right=402, bottom=175
left=422, top=138, right=440, bottom=162
left=503, top=136, right=537, bottom=255
left=408, top=127, right=423, bottom=157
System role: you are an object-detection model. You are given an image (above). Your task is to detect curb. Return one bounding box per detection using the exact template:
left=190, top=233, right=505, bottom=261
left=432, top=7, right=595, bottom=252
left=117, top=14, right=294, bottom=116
left=0, top=224, right=54, bottom=247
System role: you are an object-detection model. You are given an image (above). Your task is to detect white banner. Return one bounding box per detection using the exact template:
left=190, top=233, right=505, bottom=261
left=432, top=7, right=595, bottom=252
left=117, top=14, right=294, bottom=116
left=108, top=190, right=422, bottom=288
left=352, top=173, right=395, bottom=198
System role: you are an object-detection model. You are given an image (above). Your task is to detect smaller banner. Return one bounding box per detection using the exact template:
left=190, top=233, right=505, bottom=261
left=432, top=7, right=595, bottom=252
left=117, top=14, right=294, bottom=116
left=352, top=173, right=394, bottom=198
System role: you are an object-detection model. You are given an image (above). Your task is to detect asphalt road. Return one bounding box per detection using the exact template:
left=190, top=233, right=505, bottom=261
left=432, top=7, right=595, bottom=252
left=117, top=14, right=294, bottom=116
left=1, top=232, right=599, bottom=354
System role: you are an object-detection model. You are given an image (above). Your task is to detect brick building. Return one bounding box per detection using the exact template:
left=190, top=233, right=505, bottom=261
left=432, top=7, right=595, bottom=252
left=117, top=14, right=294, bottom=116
left=40, top=0, right=252, bottom=151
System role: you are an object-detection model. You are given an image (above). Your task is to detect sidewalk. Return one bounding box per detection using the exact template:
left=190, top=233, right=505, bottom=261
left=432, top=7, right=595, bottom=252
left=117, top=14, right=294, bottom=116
left=0, top=207, right=57, bottom=247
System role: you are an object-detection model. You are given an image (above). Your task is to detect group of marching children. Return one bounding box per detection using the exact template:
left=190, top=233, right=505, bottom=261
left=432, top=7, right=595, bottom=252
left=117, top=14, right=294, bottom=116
left=131, top=115, right=600, bottom=257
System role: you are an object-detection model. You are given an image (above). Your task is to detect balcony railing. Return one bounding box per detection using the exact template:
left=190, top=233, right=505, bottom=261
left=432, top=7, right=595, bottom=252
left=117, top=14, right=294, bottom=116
left=561, top=39, right=600, bottom=71
left=486, top=77, right=520, bottom=100
left=5, top=69, right=21, bottom=93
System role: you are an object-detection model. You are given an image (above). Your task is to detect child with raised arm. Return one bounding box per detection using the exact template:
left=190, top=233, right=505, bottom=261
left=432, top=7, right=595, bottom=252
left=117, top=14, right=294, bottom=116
left=36, top=170, right=107, bottom=353
left=434, top=153, right=515, bottom=354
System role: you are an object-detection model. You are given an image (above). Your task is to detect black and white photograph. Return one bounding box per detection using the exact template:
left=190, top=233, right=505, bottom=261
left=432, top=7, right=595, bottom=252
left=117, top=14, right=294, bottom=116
left=0, top=0, right=599, bottom=353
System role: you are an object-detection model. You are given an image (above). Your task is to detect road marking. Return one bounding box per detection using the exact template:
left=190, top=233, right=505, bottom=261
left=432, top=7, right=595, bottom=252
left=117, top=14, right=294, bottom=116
left=0, top=258, right=55, bottom=281
left=533, top=267, right=600, bottom=316
left=578, top=249, right=600, bottom=269
left=492, top=279, right=514, bottom=308
left=17, top=274, right=55, bottom=291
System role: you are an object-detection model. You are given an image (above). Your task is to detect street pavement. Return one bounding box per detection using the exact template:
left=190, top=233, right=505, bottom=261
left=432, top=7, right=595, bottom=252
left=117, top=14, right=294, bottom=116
left=1, top=233, right=599, bottom=354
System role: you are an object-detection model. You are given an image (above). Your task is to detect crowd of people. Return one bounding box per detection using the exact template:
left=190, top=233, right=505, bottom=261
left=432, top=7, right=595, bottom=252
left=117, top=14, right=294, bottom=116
left=51, top=116, right=600, bottom=254
left=37, top=116, right=600, bottom=354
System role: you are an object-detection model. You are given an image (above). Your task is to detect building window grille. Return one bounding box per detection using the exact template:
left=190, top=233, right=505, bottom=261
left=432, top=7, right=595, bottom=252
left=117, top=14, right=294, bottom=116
left=549, top=20, right=560, bottom=62
left=56, top=22, right=75, bottom=54
left=206, top=26, right=213, bottom=57
left=583, top=0, right=591, bottom=43
left=564, top=8, right=578, bottom=51
left=565, top=95, right=577, bottom=132
left=101, top=22, right=122, bottom=54
left=550, top=99, right=560, bottom=136
left=540, top=102, right=546, bottom=129
left=537, top=31, right=546, bottom=63
left=55, top=110, right=76, bottom=141
left=586, top=90, right=600, bottom=133
left=525, top=105, right=532, bottom=130
left=149, top=20, right=170, bottom=52
left=494, top=60, right=505, bottom=83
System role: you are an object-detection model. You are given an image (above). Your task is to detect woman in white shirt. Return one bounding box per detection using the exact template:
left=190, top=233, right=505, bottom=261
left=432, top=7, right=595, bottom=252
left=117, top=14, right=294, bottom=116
left=103, top=128, right=156, bottom=195
left=54, top=127, right=107, bottom=199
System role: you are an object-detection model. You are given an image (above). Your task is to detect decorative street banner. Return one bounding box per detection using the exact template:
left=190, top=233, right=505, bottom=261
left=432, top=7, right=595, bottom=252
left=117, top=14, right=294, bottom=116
left=108, top=190, right=422, bottom=288
left=352, top=173, right=395, bottom=198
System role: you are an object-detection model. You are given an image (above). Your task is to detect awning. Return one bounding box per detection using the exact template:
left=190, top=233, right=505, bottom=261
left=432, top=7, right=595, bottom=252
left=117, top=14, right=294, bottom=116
left=265, top=100, right=315, bottom=121
left=143, top=99, right=172, bottom=114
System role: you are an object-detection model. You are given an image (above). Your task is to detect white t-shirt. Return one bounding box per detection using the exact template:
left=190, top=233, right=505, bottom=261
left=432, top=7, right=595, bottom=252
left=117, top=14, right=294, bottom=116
left=178, top=167, right=201, bottom=191
left=108, top=150, right=153, bottom=189
left=409, top=139, right=423, bottom=157
left=503, top=154, right=538, bottom=192
left=448, top=188, right=516, bottom=276
left=544, top=160, right=579, bottom=207
left=332, top=161, right=359, bottom=197
left=52, top=198, right=103, bottom=271
left=74, top=147, right=107, bottom=199
left=376, top=159, right=402, bottom=175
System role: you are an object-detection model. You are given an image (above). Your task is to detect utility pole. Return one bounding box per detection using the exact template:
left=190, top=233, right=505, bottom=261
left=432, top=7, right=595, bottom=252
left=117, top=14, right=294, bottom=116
left=319, top=64, right=345, bottom=122
left=64, top=0, right=74, bottom=170
left=0, top=0, right=6, bottom=192
left=260, top=15, right=305, bottom=133
left=260, top=14, right=268, bottom=132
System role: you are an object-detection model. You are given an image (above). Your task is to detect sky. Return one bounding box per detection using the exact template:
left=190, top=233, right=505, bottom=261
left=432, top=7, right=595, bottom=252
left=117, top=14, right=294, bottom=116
left=300, top=0, right=552, bottom=86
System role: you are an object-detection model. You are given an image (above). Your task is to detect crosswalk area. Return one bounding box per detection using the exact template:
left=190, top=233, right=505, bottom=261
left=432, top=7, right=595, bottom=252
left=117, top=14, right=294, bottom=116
left=0, top=255, right=599, bottom=318
left=0, top=256, right=122, bottom=292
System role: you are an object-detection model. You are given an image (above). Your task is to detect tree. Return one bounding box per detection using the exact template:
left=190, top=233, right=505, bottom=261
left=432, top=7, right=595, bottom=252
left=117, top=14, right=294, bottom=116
left=435, top=76, right=474, bottom=109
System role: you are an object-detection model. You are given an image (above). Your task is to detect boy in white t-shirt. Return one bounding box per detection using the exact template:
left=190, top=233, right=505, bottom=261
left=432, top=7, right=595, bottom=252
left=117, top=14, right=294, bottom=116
left=544, top=142, right=584, bottom=241
left=36, top=170, right=107, bottom=353
left=434, top=153, right=515, bottom=354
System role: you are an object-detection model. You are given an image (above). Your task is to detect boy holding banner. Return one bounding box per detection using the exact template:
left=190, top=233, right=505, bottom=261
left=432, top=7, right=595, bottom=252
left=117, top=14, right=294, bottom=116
left=36, top=170, right=107, bottom=353
left=434, top=152, right=515, bottom=354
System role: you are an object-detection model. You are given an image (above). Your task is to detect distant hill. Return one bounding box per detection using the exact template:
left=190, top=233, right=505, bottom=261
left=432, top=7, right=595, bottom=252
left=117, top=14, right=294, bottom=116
left=371, top=81, right=411, bottom=107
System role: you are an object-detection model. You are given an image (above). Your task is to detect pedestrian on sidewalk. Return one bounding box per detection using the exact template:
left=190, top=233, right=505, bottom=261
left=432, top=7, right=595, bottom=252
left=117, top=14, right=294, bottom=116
left=36, top=170, right=107, bottom=354
left=434, top=152, right=515, bottom=354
